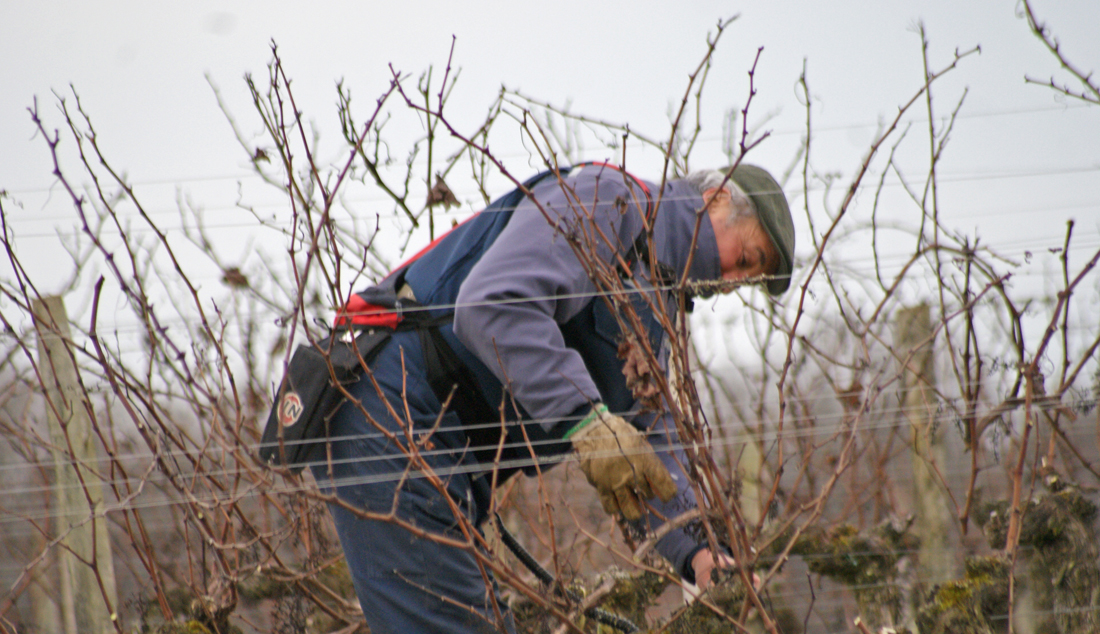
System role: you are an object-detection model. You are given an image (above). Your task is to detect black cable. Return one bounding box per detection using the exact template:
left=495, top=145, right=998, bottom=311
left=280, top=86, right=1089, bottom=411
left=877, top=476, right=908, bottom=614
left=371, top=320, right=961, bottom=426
left=494, top=512, right=640, bottom=634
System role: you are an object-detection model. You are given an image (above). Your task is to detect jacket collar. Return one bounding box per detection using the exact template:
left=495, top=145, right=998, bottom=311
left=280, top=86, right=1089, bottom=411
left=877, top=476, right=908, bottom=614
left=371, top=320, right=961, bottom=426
left=651, top=179, right=721, bottom=283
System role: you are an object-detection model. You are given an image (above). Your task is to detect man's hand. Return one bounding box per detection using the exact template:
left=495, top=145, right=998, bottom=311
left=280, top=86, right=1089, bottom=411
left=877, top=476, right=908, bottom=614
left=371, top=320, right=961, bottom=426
left=691, top=550, right=760, bottom=591
left=569, top=405, right=677, bottom=521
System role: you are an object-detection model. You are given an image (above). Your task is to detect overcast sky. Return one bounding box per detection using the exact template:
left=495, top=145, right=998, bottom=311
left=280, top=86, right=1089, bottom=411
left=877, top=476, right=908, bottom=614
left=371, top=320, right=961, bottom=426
left=2, top=0, right=1098, bottom=310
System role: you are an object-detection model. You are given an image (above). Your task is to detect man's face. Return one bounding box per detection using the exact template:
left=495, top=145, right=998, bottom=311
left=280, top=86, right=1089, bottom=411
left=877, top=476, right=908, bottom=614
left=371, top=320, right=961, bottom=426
left=704, top=187, right=780, bottom=285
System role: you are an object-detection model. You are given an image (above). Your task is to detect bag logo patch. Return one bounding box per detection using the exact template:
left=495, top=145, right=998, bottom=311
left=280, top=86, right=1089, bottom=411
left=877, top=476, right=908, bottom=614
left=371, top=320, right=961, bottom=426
left=279, top=392, right=304, bottom=427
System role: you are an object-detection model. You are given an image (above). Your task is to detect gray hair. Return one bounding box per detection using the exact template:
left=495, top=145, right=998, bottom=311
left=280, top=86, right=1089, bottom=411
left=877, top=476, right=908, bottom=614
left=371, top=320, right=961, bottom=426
left=684, top=169, right=757, bottom=226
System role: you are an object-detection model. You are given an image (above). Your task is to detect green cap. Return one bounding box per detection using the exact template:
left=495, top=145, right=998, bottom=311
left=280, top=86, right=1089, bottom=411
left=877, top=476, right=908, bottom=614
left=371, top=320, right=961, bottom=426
left=727, top=164, right=796, bottom=295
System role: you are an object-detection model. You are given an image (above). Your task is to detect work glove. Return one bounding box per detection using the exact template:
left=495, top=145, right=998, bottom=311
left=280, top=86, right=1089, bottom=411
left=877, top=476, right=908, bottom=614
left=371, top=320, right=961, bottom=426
left=567, top=404, right=677, bottom=521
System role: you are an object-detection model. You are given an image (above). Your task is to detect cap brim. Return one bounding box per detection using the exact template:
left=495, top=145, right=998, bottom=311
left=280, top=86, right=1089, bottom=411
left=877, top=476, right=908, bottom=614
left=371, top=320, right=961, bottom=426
left=728, top=165, right=795, bottom=295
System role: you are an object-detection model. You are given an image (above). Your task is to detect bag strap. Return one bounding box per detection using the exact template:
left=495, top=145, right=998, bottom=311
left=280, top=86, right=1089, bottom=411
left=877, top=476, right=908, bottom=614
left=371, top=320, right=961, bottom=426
left=419, top=327, right=506, bottom=466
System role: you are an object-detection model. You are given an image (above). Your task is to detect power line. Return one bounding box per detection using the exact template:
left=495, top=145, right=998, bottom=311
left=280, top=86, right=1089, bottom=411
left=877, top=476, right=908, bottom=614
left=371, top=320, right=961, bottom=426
left=8, top=161, right=1099, bottom=232
left=0, top=393, right=1087, bottom=519
left=5, top=101, right=1094, bottom=197
left=7, top=248, right=1099, bottom=346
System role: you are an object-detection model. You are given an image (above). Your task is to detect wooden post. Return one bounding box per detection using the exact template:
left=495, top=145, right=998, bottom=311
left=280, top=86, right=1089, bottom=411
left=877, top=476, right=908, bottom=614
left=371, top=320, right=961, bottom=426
left=739, top=434, right=763, bottom=525
left=28, top=527, right=62, bottom=634
left=32, top=296, right=118, bottom=634
left=894, top=303, right=955, bottom=587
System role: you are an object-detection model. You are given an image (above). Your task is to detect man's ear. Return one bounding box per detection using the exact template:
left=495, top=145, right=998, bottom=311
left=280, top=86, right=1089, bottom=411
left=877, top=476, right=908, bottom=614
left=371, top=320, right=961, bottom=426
left=702, top=187, right=731, bottom=215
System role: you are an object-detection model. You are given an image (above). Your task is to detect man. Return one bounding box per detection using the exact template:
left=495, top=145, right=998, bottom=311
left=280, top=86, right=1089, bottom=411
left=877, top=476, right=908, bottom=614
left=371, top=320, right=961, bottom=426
left=313, top=162, right=795, bottom=633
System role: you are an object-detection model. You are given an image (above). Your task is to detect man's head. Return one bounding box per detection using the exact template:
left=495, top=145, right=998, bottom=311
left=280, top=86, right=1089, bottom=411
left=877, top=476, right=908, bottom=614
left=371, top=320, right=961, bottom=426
left=687, top=165, right=795, bottom=294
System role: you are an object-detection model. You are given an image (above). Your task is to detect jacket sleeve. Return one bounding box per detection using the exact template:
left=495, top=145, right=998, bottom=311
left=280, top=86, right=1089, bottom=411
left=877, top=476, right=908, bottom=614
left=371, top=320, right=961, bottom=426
left=454, top=168, right=711, bottom=580
left=453, top=168, right=640, bottom=431
left=633, top=410, right=709, bottom=582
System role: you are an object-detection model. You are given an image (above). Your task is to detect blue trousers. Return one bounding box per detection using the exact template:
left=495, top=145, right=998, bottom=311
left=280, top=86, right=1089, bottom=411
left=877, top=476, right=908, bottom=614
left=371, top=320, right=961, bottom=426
left=311, top=331, right=516, bottom=634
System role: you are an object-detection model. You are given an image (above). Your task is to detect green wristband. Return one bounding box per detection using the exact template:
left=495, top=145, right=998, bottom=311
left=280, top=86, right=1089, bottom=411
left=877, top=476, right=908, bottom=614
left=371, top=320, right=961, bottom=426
left=564, top=403, right=607, bottom=439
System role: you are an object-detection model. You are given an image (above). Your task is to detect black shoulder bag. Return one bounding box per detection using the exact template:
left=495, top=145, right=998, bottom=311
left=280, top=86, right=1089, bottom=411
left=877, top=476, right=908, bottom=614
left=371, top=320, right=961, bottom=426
left=258, top=328, right=392, bottom=473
